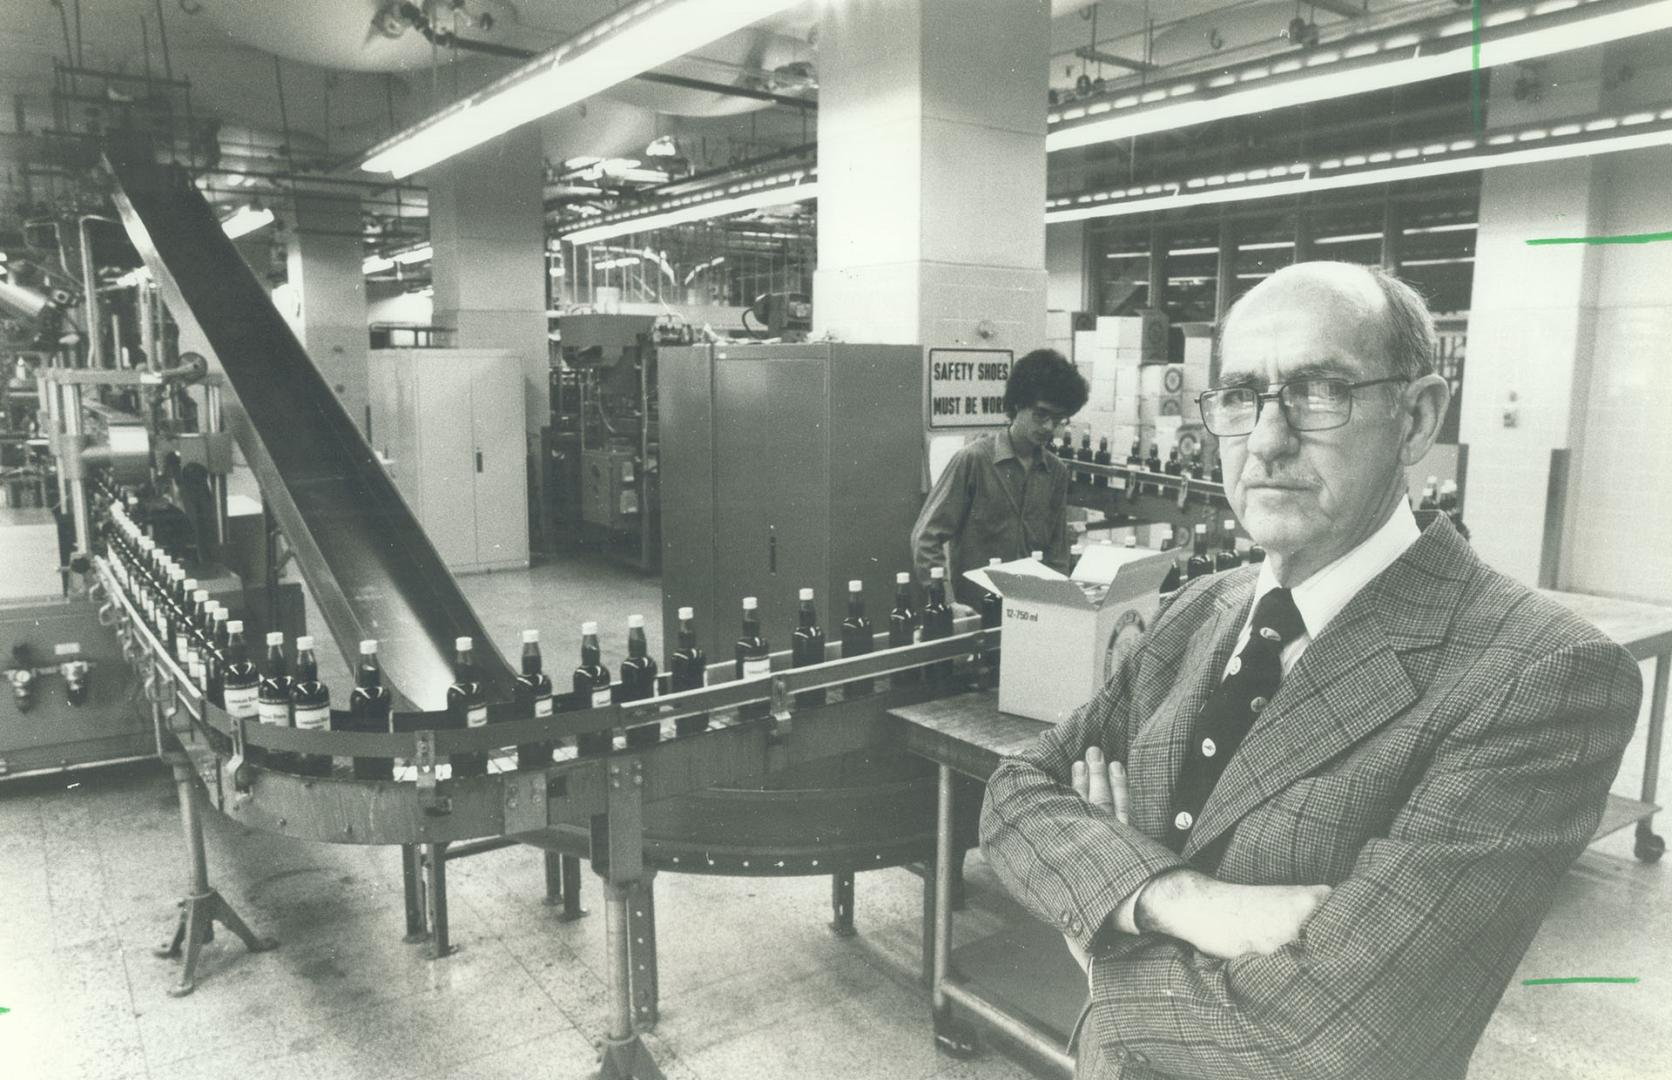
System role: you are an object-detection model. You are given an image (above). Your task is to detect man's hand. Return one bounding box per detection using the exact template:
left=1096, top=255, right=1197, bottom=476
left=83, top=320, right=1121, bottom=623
left=950, top=601, right=979, bottom=620
left=1139, top=868, right=1332, bottom=960
left=1064, top=747, right=1131, bottom=972
left=1071, top=745, right=1130, bottom=823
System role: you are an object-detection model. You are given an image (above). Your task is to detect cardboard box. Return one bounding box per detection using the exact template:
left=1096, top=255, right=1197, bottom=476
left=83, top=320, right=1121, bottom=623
left=1095, top=311, right=1170, bottom=360
left=968, top=547, right=1174, bottom=724
left=1073, top=330, right=1098, bottom=365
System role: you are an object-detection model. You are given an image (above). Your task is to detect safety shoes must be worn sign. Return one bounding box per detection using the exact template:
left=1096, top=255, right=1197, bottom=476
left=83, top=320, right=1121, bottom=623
left=927, top=348, right=1014, bottom=429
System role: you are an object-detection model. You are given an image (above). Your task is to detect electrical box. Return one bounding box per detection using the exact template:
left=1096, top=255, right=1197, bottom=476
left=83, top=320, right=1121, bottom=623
left=368, top=348, right=529, bottom=574
left=659, top=342, right=925, bottom=664
left=0, top=508, right=62, bottom=602
left=582, top=447, right=640, bottom=529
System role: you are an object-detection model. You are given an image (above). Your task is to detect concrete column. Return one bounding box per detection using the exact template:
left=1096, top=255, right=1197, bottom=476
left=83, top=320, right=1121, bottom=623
left=813, top=0, right=1050, bottom=350
left=285, top=191, right=371, bottom=432
left=1459, top=48, right=1607, bottom=586
left=425, top=125, right=548, bottom=435
left=1046, top=221, right=1088, bottom=314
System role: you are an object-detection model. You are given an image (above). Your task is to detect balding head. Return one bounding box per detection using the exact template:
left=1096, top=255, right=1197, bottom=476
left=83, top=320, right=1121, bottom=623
left=1219, top=262, right=1436, bottom=382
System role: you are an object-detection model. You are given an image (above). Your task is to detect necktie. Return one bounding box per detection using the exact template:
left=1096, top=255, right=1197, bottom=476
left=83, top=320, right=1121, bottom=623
left=1165, top=587, right=1306, bottom=853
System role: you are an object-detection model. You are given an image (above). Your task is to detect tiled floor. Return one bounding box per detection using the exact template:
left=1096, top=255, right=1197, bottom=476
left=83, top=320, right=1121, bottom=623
left=2, top=549, right=1669, bottom=1079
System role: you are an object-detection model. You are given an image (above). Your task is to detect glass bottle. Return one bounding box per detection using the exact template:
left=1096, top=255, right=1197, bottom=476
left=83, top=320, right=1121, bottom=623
left=1186, top=522, right=1213, bottom=581
left=349, top=639, right=393, bottom=781
left=290, top=635, right=332, bottom=777
left=620, top=615, right=660, bottom=748
left=839, top=580, right=874, bottom=699
left=447, top=636, right=489, bottom=778
left=889, top=573, right=919, bottom=686
left=1125, top=440, right=1143, bottom=497
left=921, top=567, right=955, bottom=679
left=980, top=557, right=1003, bottom=629
left=204, top=606, right=230, bottom=706
left=734, top=597, right=770, bottom=721
left=514, top=629, right=556, bottom=770
left=1145, top=443, right=1163, bottom=495
left=790, top=588, right=826, bottom=709
left=670, top=607, right=708, bottom=735
left=573, top=622, right=613, bottom=755
left=1215, top=518, right=1242, bottom=572
left=258, top=632, right=293, bottom=770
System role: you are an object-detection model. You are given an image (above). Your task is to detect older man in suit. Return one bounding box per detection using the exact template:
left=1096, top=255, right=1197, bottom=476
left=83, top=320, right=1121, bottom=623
left=979, top=261, right=1642, bottom=1080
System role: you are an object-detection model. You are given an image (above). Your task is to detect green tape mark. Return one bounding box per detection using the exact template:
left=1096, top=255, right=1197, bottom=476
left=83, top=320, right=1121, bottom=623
left=0, top=1006, right=9, bottom=1015
left=1525, top=231, right=1672, bottom=247
left=1471, top=0, right=1484, bottom=132
left=1522, top=977, right=1639, bottom=986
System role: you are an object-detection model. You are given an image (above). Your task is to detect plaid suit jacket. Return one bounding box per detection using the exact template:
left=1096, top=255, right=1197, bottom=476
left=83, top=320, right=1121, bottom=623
left=980, top=516, right=1641, bottom=1080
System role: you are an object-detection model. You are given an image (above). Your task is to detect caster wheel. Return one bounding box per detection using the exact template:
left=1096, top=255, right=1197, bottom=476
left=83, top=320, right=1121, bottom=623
left=1634, top=831, right=1665, bottom=863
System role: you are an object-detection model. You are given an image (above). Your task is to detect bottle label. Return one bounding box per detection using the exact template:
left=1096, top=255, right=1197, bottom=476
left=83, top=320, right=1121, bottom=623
left=467, top=704, right=488, bottom=728
left=258, top=700, right=289, bottom=727
left=590, top=688, right=612, bottom=709
left=294, top=704, right=330, bottom=731
left=534, top=695, right=553, bottom=718
left=224, top=685, right=259, bottom=719
left=187, top=652, right=202, bottom=681
left=175, top=634, right=188, bottom=660
left=742, top=657, right=771, bottom=679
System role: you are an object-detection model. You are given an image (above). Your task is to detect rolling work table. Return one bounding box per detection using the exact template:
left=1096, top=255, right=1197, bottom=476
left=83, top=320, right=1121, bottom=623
left=889, top=589, right=1671, bottom=1071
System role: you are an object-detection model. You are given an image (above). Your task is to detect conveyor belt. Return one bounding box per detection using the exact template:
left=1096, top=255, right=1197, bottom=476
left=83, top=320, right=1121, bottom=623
left=103, top=140, right=514, bottom=708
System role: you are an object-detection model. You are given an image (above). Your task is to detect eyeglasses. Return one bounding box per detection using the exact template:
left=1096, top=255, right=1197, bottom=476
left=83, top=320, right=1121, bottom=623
left=1028, top=405, right=1074, bottom=428
left=1196, top=376, right=1406, bottom=437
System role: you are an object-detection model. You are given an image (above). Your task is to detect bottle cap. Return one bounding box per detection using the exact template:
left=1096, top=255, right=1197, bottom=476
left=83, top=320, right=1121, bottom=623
left=1440, top=479, right=1458, bottom=492
left=1124, top=535, right=1137, bottom=547
left=848, top=580, right=862, bottom=592
left=521, top=629, right=539, bottom=644
left=1224, top=519, right=1236, bottom=529
left=895, top=571, right=910, bottom=584
left=798, top=588, right=814, bottom=601
left=297, top=635, right=315, bottom=649
left=628, top=614, right=645, bottom=628
left=1195, top=523, right=1208, bottom=534
left=226, top=620, right=243, bottom=633
left=193, top=589, right=209, bottom=602
left=266, top=631, right=284, bottom=646
left=171, top=566, right=185, bottom=580
left=581, top=621, right=599, bottom=635
left=930, top=567, right=945, bottom=579
left=742, top=597, right=757, bottom=610
left=455, top=636, right=473, bottom=651
left=213, top=608, right=228, bottom=622
left=677, top=606, right=694, bottom=620
left=360, top=639, right=378, bottom=655
left=1030, top=550, right=1044, bottom=561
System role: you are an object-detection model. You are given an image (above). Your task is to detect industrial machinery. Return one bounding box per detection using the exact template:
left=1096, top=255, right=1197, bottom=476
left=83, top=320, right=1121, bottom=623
left=551, top=313, right=661, bottom=571
left=86, top=140, right=1003, bottom=1080
left=0, top=196, right=304, bottom=779
left=659, top=341, right=926, bottom=663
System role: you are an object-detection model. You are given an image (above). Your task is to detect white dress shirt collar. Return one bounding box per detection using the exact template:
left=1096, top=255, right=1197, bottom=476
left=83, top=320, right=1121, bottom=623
left=1238, top=500, right=1422, bottom=668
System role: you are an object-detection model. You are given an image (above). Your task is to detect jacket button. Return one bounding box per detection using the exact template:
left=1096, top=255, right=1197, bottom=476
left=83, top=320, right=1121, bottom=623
left=1250, top=696, right=1268, bottom=713
left=1131, top=1050, right=1150, bottom=1065
left=1226, top=657, right=1242, bottom=676
left=1174, top=810, right=1194, bottom=830
left=1200, top=737, right=1217, bottom=758
left=1259, top=626, right=1281, bottom=642
left=1110, top=1046, right=1129, bottom=1062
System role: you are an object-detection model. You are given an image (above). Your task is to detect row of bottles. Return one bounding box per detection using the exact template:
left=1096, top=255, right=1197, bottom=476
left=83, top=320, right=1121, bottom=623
left=1053, top=434, right=1223, bottom=496
left=1156, top=518, right=1265, bottom=593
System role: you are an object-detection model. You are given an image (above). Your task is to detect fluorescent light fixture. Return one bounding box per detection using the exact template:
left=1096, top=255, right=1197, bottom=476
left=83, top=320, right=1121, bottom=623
left=1401, top=256, right=1477, bottom=266
left=1405, top=222, right=1479, bottom=235
left=1047, top=0, right=1672, bottom=152
left=1168, top=245, right=1220, bottom=256
left=362, top=0, right=802, bottom=178
left=1238, top=240, right=1295, bottom=251
left=221, top=206, right=274, bottom=239
left=363, top=254, right=396, bottom=274
left=1315, top=231, right=1384, bottom=245
left=1045, top=107, right=1672, bottom=224
left=563, top=173, right=817, bottom=246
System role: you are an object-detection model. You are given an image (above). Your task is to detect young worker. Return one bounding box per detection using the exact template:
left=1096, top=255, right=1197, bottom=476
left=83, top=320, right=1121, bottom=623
left=910, top=348, right=1090, bottom=607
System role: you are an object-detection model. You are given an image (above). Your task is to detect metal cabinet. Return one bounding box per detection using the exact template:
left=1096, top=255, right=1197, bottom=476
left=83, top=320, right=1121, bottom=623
left=368, top=348, right=528, bottom=574
left=659, top=343, right=925, bottom=663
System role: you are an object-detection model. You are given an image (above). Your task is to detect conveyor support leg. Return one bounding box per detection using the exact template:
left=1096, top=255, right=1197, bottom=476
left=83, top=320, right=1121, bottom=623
left=423, top=841, right=453, bottom=958
left=401, top=843, right=429, bottom=943
left=627, top=873, right=659, bottom=1030
left=831, top=871, right=856, bottom=937
left=545, top=851, right=589, bottom=921
left=153, top=754, right=275, bottom=996
left=599, top=880, right=665, bottom=1080
left=931, top=763, right=979, bottom=1058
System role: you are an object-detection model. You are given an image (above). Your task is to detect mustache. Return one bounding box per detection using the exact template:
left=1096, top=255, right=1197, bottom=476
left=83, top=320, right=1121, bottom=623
left=1238, top=473, right=1314, bottom=488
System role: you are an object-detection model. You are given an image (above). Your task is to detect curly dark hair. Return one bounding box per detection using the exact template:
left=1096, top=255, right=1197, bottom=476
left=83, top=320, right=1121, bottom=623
left=1003, top=348, right=1089, bottom=419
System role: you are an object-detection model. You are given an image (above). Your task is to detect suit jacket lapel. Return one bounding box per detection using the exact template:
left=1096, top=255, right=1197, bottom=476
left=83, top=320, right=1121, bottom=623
left=1178, top=518, right=1474, bottom=861
left=1127, top=578, right=1251, bottom=837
